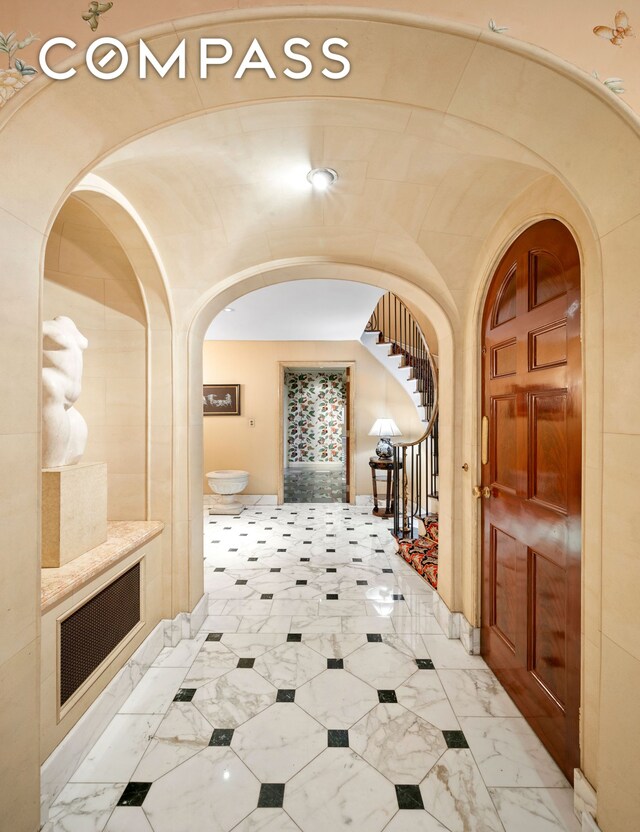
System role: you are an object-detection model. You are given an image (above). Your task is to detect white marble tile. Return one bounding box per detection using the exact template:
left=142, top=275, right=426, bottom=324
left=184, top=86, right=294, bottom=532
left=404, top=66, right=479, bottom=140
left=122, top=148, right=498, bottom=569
left=70, top=714, right=162, bottom=783
left=270, top=599, right=320, bottom=616
left=143, top=747, right=260, bottom=832
left=238, top=615, right=292, bottom=633
left=303, top=633, right=367, bottom=658
left=253, top=642, right=326, bottom=688
left=119, top=667, right=187, bottom=715
left=285, top=748, right=397, bottom=832
left=222, top=600, right=275, bottom=616
left=132, top=703, right=213, bottom=782
left=104, top=807, right=154, bottom=832
left=48, top=783, right=124, bottom=832
left=291, top=615, right=343, bottom=634
left=381, top=633, right=430, bottom=658
left=421, top=635, right=488, bottom=669
left=201, top=615, right=241, bottom=633
left=350, top=703, right=447, bottom=783
left=182, top=642, right=239, bottom=688
left=438, top=669, right=521, bottom=718
left=152, top=634, right=206, bottom=668
left=391, top=614, right=444, bottom=635
left=396, top=670, right=460, bottom=731
left=460, top=717, right=569, bottom=788
left=232, top=703, right=326, bottom=781
left=208, top=585, right=259, bottom=601
left=221, top=633, right=287, bottom=657
left=419, top=749, right=504, bottom=832
left=318, top=599, right=368, bottom=617
left=365, top=599, right=412, bottom=617
left=231, top=809, right=302, bottom=832
left=345, top=642, right=418, bottom=688
left=193, top=669, right=276, bottom=728
left=341, top=616, right=396, bottom=634
left=489, top=787, right=581, bottom=832
left=383, top=810, right=449, bottom=831
left=296, top=669, right=378, bottom=728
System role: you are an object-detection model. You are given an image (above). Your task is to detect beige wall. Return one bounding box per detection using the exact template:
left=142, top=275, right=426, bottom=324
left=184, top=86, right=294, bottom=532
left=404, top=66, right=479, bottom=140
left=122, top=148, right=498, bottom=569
left=44, top=197, right=147, bottom=521
left=202, top=340, right=425, bottom=497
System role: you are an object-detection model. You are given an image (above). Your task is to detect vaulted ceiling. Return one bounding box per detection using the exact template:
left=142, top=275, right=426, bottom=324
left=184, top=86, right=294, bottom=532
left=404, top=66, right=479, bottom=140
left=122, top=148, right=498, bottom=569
left=90, top=98, right=554, bottom=322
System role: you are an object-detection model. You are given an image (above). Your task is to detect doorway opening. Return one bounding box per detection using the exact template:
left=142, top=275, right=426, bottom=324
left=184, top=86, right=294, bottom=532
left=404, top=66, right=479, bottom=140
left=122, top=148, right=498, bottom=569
left=280, top=364, right=354, bottom=503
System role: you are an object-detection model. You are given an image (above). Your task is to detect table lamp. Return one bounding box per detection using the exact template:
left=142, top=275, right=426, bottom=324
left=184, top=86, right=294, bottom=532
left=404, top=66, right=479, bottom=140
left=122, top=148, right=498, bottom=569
left=369, top=418, right=402, bottom=459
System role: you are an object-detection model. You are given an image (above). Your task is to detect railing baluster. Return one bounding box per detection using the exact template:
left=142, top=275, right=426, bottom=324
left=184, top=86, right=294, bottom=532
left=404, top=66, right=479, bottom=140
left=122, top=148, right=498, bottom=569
left=364, top=291, right=439, bottom=538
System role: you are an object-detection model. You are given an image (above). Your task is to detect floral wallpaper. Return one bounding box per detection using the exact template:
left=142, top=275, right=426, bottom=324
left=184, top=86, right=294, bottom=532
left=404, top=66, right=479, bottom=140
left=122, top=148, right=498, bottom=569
left=286, top=371, right=345, bottom=464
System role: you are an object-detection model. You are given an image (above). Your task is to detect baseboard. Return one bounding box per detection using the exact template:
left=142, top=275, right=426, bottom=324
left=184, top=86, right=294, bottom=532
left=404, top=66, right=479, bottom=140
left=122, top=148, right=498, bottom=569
left=40, top=593, right=208, bottom=825
left=164, top=593, right=208, bottom=646
left=574, top=769, right=598, bottom=825
left=204, top=494, right=277, bottom=507
left=356, top=494, right=374, bottom=505
left=287, top=462, right=343, bottom=470
left=582, top=812, right=603, bottom=832
left=431, top=592, right=480, bottom=653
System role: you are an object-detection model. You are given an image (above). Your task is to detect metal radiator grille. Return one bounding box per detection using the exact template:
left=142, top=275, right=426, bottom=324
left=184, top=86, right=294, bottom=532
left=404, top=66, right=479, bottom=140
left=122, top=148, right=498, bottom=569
left=60, top=563, right=141, bottom=706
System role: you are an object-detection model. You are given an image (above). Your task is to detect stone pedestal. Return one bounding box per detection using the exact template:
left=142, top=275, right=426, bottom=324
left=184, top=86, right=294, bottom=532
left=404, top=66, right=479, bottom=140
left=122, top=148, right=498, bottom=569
left=42, top=462, right=108, bottom=567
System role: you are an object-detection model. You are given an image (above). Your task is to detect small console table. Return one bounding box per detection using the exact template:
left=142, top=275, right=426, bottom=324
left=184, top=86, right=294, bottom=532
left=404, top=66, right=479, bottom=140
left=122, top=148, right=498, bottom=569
left=369, top=456, right=401, bottom=518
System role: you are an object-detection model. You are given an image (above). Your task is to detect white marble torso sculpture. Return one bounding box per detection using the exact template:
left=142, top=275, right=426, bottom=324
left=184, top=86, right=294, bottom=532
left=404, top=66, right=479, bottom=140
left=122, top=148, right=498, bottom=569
left=42, top=316, right=89, bottom=468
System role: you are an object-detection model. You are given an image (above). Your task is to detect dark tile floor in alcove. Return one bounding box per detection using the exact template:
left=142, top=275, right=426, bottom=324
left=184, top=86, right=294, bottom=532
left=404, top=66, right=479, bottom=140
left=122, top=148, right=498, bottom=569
left=283, top=469, right=347, bottom=503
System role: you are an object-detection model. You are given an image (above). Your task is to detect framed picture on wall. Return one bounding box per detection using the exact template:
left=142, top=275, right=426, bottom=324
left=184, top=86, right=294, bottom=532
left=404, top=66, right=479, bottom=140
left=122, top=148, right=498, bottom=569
left=203, top=384, right=241, bottom=416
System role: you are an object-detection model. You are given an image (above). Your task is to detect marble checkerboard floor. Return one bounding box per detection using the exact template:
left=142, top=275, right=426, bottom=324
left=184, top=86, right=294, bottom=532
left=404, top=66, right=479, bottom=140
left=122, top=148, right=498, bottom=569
left=49, top=504, right=580, bottom=832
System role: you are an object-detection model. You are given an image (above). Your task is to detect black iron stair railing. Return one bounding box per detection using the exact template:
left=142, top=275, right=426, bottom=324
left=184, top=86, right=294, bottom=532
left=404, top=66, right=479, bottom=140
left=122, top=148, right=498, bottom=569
left=365, top=292, right=439, bottom=539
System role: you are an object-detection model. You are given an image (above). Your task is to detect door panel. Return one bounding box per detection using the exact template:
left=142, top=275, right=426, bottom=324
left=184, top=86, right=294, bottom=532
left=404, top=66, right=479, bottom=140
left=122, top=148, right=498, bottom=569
left=481, top=219, right=581, bottom=782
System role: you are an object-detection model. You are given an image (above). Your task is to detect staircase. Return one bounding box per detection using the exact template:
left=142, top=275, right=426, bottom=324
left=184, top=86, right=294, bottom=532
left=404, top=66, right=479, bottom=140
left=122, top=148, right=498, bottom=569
left=360, top=292, right=439, bottom=539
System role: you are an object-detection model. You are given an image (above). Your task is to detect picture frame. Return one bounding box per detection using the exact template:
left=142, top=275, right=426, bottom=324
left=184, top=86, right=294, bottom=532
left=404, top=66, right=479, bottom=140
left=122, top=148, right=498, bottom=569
left=203, top=384, right=241, bottom=416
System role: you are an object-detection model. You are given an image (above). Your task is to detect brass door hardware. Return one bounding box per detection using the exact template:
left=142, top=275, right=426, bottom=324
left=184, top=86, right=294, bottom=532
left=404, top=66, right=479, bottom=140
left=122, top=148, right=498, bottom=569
left=472, top=485, right=491, bottom=499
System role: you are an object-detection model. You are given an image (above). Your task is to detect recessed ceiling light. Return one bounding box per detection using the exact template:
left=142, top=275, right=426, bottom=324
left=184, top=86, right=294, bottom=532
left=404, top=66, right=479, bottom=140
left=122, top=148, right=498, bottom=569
left=224, top=307, right=234, bottom=312
left=307, top=167, right=338, bottom=191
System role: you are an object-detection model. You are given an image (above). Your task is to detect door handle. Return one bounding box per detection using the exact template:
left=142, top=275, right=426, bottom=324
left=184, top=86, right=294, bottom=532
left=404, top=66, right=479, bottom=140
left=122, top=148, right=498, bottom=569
left=472, top=486, right=491, bottom=499
left=481, top=416, right=489, bottom=465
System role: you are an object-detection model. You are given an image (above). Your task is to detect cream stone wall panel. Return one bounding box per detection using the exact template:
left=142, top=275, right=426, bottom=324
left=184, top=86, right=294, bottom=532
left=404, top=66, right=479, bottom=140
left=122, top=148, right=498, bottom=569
left=417, top=231, right=484, bottom=294
left=0, top=209, right=43, bottom=436
left=582, top=638, right=601, bottom=788
left=421, top=157, right=547, bottom=239
left=600, top=214, right=640, bottom=436
left=237, top=98, right=412, bottom=135
left=0, top=640, right=40, bottom=832
left=57, top=224, right=135, bottom=283
left=0, top=433, right=40, bottom=666
left=597, top=637, right=640, bottom=831
left=43, top=270, right=107, bottom=331
left=448, top=39, right=640, bottom=235
left=326, top=181, right=438, bottom=239
left=104, top=279, right=148, bottom=329
left=601, top=434, right=640, bottom=662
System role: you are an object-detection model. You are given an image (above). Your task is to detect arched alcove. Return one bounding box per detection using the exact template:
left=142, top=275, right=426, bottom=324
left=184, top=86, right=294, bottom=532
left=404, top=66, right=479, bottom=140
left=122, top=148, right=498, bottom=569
left=43, top=195, right=148, bottom=520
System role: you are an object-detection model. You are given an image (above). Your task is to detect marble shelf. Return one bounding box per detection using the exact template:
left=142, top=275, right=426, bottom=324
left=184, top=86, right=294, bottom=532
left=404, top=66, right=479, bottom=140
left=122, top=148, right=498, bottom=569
left=41, top=520, right=164, bottom=612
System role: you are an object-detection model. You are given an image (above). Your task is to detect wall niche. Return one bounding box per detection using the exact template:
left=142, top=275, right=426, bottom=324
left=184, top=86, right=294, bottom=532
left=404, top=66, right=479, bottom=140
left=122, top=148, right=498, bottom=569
left=43, top=195, right=147, bottom=521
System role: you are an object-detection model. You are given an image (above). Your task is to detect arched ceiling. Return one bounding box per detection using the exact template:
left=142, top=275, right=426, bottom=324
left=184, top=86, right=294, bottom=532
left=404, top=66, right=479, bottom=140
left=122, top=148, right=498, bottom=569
left=89, top=98, right=553, bottom=322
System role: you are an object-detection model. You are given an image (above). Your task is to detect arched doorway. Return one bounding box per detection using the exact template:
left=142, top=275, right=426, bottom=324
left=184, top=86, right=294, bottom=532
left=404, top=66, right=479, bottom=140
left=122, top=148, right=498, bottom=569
left=480, top=219, right=581, bottom=780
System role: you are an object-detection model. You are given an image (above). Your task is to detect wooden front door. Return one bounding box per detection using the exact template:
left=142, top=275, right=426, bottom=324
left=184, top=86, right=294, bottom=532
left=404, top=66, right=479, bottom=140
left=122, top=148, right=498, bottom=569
left=481, top=219, right=581, bottom=781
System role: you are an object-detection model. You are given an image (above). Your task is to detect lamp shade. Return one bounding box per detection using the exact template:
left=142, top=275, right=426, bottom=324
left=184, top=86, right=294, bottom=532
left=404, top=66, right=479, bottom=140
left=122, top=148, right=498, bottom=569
left=368, top=418, right=402, bottom=437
